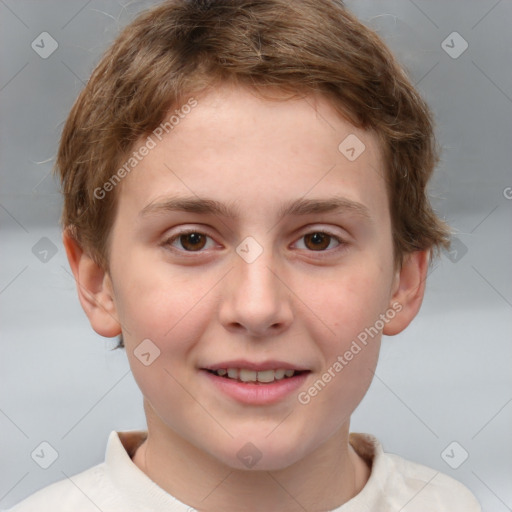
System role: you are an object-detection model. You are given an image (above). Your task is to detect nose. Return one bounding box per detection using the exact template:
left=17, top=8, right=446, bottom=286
left=218, top=244, right=293, bottom=338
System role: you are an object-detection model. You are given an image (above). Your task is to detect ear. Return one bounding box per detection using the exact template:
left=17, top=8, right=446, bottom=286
left=383, top=250, right=430, bottom=336
left=62, top=228, right=121, bottom=338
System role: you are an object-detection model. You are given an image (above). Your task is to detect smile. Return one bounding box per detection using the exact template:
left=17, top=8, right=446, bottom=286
left=200, top=363, right=311, bottom=404
left=205, top=368, right=306, bottom=383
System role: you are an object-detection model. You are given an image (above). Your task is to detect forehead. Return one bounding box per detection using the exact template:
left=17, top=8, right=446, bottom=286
left=116, top=83, right=388, bottom=222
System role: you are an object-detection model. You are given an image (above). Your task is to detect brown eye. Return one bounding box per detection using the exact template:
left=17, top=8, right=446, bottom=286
left=303, top=232, right=335, bottom=251
left=179, top=232, right=207, bottom=251
left=165, top=231, right=214, bottom=252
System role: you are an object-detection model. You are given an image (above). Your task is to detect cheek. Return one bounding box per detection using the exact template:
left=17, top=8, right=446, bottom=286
left=113, top=260, right=221, bottom=420
left=110, top=252, right=227, bottom=396
left=295, top=329, right=380, bottom=451
left=112, top=248, right=218, bottom=341
left=304, top=260, right=391, bottom=348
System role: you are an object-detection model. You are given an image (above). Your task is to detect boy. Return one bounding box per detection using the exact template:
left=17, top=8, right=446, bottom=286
left=8, top=0, right=481, bottom=510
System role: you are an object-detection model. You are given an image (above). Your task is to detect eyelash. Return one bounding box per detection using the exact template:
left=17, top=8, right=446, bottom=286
left=162, top=228, right=347, bottom=256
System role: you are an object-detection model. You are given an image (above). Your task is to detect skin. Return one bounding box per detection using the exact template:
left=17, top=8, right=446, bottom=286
left=64, top=83, right=429, bottom=511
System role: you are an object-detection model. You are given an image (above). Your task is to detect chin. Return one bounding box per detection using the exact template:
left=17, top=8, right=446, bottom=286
left=212, top=432, right=312, bottom=472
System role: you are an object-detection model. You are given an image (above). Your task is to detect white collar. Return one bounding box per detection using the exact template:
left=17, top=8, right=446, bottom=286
left=104, top=429, right=421, bottom=511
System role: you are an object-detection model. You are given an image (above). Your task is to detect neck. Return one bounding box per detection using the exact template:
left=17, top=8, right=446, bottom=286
left=132, top=401, right=370, bottom=511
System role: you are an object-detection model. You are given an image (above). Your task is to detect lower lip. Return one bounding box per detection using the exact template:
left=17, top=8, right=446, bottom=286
left=200, top=370, right=310, bottom=405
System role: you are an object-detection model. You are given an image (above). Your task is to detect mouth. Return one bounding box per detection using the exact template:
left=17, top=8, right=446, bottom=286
left=199, top=360, right=312, bottom=404
left=203, top=367, right=309, bottom=384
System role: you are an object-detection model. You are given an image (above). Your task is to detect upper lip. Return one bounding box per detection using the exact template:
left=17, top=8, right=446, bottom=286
left=201, top=360, right=310, bottom=372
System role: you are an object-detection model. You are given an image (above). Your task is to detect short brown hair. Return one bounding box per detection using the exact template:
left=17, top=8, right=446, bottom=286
left=57, top=0, right=451, bottom=271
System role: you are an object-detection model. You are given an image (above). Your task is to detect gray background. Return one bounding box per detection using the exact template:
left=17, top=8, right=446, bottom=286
left=1, top=0, right=511, bottom=510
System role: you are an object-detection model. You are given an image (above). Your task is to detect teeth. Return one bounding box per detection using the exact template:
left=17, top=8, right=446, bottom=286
left=213, top=368, right=299, bottom=383
left=256, top=370, right=276, bottom=383
left=274, top=369, right=286, bottom=379
left=227, top=368, right=238, bottom=379
left=239, top=369, right=257, bottom=382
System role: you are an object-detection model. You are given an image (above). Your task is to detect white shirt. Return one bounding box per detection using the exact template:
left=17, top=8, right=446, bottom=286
left=6, top=430, right=481, bottom=511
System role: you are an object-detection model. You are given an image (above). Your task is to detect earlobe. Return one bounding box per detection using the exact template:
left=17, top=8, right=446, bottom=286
left=62, top=228, right=122, bottom=338
left=383, top=250, right=430, bottom=336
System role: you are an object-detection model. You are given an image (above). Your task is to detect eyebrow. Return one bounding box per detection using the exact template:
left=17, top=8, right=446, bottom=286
left=139, top=195, right=372, bottom=222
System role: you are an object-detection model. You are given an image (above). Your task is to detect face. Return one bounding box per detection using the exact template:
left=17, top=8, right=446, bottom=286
left=105, top=84, right=399, bottom=470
